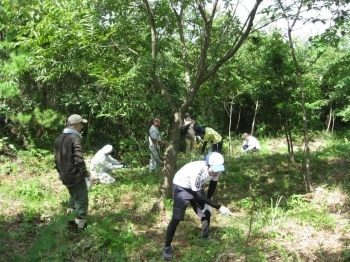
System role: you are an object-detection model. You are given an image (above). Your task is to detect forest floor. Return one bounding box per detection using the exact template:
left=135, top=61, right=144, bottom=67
left=1, top=136, right=350, bottom=261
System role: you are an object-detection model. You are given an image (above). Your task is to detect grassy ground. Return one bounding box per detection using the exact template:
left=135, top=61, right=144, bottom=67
left=1, top=134, right=350, bottom=261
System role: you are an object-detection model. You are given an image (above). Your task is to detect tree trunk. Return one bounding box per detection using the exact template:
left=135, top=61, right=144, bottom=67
left=288, top=128, right=294, bottom=163
left=285, top=128, right=290, bottom=153
left=251, top=100, right=259, bottom=136
left=296, top=65, right=312, bottom=192
left=228, top=103, right=233, bottom=156
left=160, top=115, right=182, bottom=198
left=326, top=105, right=332, bottom=132
left=277, top=0, right=313, bottom=192
left=285, top=121, right=294, bottom=163
left=224, top=98, right=234, bottom=156
left=235, top=105, right=241, bottom=134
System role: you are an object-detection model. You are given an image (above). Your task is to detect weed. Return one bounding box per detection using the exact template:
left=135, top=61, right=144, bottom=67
left=0, top=161, right=17, bottom=175
left=270, top=196, right=284, bottom=224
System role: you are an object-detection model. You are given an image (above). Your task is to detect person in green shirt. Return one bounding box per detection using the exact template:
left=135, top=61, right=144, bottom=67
left=195, top=126, right=223, bottom=155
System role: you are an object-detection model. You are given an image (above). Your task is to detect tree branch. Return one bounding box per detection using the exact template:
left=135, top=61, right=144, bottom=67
left=201, top=0, right=263, bottom=83
left=142, top=0, right=176, bottom=110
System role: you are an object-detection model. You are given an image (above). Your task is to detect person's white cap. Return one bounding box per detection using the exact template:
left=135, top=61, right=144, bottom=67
left=67, top=114, right=87, bottom=125
left=205, top=152, right=225, bottom=172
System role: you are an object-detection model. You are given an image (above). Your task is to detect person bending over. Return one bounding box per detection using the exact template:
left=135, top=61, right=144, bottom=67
left=162, top=152, right=232, bottom=260
left=90, top=144, right=127, bottom=184
left=195, top=126, right=223, bottom=155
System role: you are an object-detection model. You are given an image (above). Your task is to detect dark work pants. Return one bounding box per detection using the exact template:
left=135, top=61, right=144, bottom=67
left=164, top=185, right=211, bottom=246
left=67, top=179, right=89, bottom=219
left=212, top=139, right=223, bottom=154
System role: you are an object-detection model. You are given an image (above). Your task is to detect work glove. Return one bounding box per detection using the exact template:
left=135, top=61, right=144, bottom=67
left=199, top=155, right=205, bottom=160
left=219, top=206, right=232, bottom=216
left=197, top=136, right=204, bottom=143
left=85, top=177, right=93, bottom=190
left=202, top=204, right=212, bottom=214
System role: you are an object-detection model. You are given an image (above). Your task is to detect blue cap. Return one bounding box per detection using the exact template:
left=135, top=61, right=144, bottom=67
left=205, top=152, right=225, bottom=172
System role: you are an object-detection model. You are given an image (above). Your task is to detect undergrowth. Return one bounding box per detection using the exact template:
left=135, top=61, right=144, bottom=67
left=1, top=134, right=350, bottom=261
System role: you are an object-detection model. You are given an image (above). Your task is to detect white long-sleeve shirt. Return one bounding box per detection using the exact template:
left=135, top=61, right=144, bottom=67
left=241, top=136, right=261, bottom=152
left=90, top=147, right=123, bottom=172
left=173, top=161, right=221, bottom=191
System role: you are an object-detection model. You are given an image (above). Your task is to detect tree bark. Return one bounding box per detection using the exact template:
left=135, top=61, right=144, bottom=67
left=224, top=98, right=234, bottom=156
left=326, top=105, right=332, bottom=132
left=251, top=100, right=259, bottom=136
left=285, top=120, right=294, bottom=163
left=235, top=105, right=241, bottom=134
left=160, top=114, right=182, bottom=198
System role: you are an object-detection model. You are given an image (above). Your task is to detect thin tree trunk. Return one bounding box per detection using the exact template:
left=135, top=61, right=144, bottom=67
left=251, top=100, right=259, bottom=136
left=285, top=128, right=290, bottom=155
left=277, top=0, right=313, bottom=192
left=235, top=105, right=241, bottom=134
left=228, top=102, right=233, bottom=156
left=284, top=121, right=294, bottom=163
left=297, top=65, right=312, bottom=192
left=287, top=121, right=294, bottom=163
left=326, top=105, right=332, bottom=132
left=223, top=97, right=234, bottom=156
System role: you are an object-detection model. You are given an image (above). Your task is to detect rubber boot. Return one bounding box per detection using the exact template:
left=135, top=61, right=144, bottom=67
left=75, top=218, right=86, bottom=229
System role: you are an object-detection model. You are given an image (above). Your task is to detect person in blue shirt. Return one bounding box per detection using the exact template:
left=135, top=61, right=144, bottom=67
left=148, top=118, right=165, bottom=172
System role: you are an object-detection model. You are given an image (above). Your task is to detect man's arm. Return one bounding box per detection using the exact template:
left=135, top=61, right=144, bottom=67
left=245, top=139, right=256, bottom=152
left=72, top=137, right=89, bottom=177
left=201, top=141, right=208, bottom=154
left=150, top=138, right=165, bottom=146
left=149, top=128, right=165, bottom=146
left=104, top=157, right=123, bottom=170
left=108, top=156, right=122, bottom=166
left=242, top=140, right=253, bottom=152
left=207, top=180, right=217, bottom=199
left=195, top=189, right=221, bottom=209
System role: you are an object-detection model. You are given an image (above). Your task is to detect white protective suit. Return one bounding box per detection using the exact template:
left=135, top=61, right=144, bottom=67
left=90, top=145, right=123, bottom=184
left=241, top=136, right=261, bottom=153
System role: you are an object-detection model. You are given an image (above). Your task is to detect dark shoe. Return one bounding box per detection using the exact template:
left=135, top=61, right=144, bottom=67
left=66, top=220, right=76, bottom=227
left=66, top=220, right=88, bottom=228
left=201, top=236, right=210, bottom=240
left=66, top=220, right=88, bottom=233
left=163, top=246, right=172, bottom=260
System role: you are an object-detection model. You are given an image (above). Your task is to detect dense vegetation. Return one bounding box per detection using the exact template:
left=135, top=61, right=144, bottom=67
left=0, top=0, right=349, bottom=155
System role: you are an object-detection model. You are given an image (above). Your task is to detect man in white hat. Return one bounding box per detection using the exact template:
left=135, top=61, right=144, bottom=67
left=90, top=144, right=125, bottom=184
left=162, top=152, right=232, bottom=260
left=54, top=114, right=90, bottom=229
